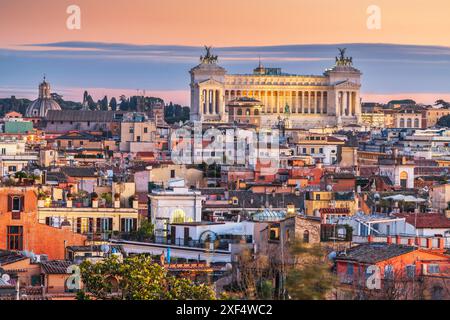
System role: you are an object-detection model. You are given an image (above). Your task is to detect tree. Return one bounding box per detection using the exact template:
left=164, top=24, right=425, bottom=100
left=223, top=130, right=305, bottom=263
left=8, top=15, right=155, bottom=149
left=435, top=99, right=450, bottom=108
left=99, top=96, right=108, bottom=111
left=131, top=219, right=155, bottom=241
left=109, top=97, right=118, bottom=111
left=437, top=115, right=450, bottom=127
left=79, top=255, right=215, bottom=300
left=119, top=95, right=129, bottom=111
left=284, top=240, right=336, bottom=300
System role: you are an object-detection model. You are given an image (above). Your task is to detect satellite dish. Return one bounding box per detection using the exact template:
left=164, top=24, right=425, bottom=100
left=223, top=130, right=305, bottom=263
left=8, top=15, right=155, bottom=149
left=327, top=251, right=337, bottom=261
left=100, top=244, right=110, bottom=253
left=225, top=263, right=232, bottom=271
left=33, top=169, right=42, bottom=176
left=326, top=185, right=333, bottom=191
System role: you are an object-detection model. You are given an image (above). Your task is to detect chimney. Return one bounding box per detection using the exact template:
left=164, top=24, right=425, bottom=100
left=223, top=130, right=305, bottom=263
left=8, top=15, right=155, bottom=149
left=426, top=238, right=433, bottom=249
left=114, top=200, right=120, bottom=208
left=438, top=238, right=445, bottom=250
left=408, top=238, right=414, bottom=246
left=395, top=235, right=402, bottom=245
left=66, top=200, right=73, bottom=208
left=132, top=199, right=139, bottom=209
left=92, top=199, right=99, bottom=208
left=415, top=237, right=421, bottom=247
left=386, top=236, right=392, bottom=245
left=367, top=235, right=373, bottom=243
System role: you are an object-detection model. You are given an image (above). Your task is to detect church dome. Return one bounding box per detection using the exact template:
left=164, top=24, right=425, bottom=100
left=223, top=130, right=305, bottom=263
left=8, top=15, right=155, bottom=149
left=25, top=77, right=62, bottom=117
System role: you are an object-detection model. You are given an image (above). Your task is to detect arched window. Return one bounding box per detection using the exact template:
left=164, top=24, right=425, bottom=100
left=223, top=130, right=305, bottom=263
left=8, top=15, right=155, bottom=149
left=246, top=109, right=251, bottom=116
left=399, top=118, right=405, bottom=127
left=171, top=209, right=186, bottom=223
left=254, top=109, right=259, bottom=116
left=414, top=118, right=420, bottom=128
left=407, top=118, right=412, bottom=128
left=400, top=171, right=408, bottom=188
left=237, top=109, right=243, bottom=116
left=303, top=230, right=310, bottom=243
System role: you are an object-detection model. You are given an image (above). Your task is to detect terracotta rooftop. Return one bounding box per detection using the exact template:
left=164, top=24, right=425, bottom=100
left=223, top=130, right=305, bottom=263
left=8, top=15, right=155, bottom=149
left=395, top=213, right=450, bottom=229
left=41, top=261, right=73, bottom=274
left=0, top=250, right=28, bottom=266
left=336, top=243, right=416, bottom=264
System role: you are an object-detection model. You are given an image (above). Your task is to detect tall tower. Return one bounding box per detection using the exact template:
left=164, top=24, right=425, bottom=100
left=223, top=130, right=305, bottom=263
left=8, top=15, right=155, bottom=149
left=189, top=46, right=227, bottom=122
left=39, top=76, right=51, bottom=99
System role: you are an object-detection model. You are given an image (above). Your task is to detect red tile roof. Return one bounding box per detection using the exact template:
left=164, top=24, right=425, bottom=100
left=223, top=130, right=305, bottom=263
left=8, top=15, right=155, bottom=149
left=396, top=213, right=450, bottom=229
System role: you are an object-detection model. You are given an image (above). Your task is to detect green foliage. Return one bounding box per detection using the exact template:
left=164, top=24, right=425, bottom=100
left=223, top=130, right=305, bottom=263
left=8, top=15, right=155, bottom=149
left=437, top=114, right=450, bottom=127
left=80, top=255, right=215, bottom=300
left=164, top=102, right=190, bottom=124
left=435, top=99, right=450, bottom=108
left=132, top=219, right=155, bottom=241
left=76, top=290, right=91, bottom=300
left=101, top=192, right=113, bottom=206
left=285, top=241, right=335, bottom=300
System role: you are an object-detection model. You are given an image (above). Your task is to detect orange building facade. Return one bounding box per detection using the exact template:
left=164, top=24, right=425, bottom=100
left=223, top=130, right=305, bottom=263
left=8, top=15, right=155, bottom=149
left=0, top=187, right=86, bottom=260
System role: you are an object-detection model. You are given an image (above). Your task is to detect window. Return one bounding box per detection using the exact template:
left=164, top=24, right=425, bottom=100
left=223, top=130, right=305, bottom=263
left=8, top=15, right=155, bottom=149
left=347, top=263, right=354, bottom=275
left=319, top=148, right=324, bottom=154
left=302, top=148, right=307, bottom=154
left=428, top=264, right=440, bottom=274
left=8, top=195, right=23, bottom=213
left=8, top=166, right=17, bottom=172
left=303, top=230, right=310, bottom=243
left=384, top=265, right=394, bottom=280
left=144, top=127, right=148, bottom=133
left=7, top=226, right=23, bottom=251
left=129, top=127, right=134, bottom=134
left=269, top=227, right=280, bottom=241
left=79, top=141, right=84, bottom=146
left=315, top=194, right=321, bottom=200
left=170, top=170, right=176, bottom=178
left=96, top=218, right=113, bottom=233
left=120, top=218, right=137, bottom=233
left=406, top=265, right=416, bottom=278
left=1, top=148, right=5, bottom=155
left=136, top=136, right=141, bottom=142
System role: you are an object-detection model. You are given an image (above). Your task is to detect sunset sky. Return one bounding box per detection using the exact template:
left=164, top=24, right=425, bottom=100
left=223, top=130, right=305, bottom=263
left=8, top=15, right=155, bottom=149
left=1, top=0, right=450, bottom=104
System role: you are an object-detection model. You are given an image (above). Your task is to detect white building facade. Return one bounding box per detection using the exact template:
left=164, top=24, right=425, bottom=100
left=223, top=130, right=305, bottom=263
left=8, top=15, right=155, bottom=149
left=190, top=48, right=362, bottom=129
